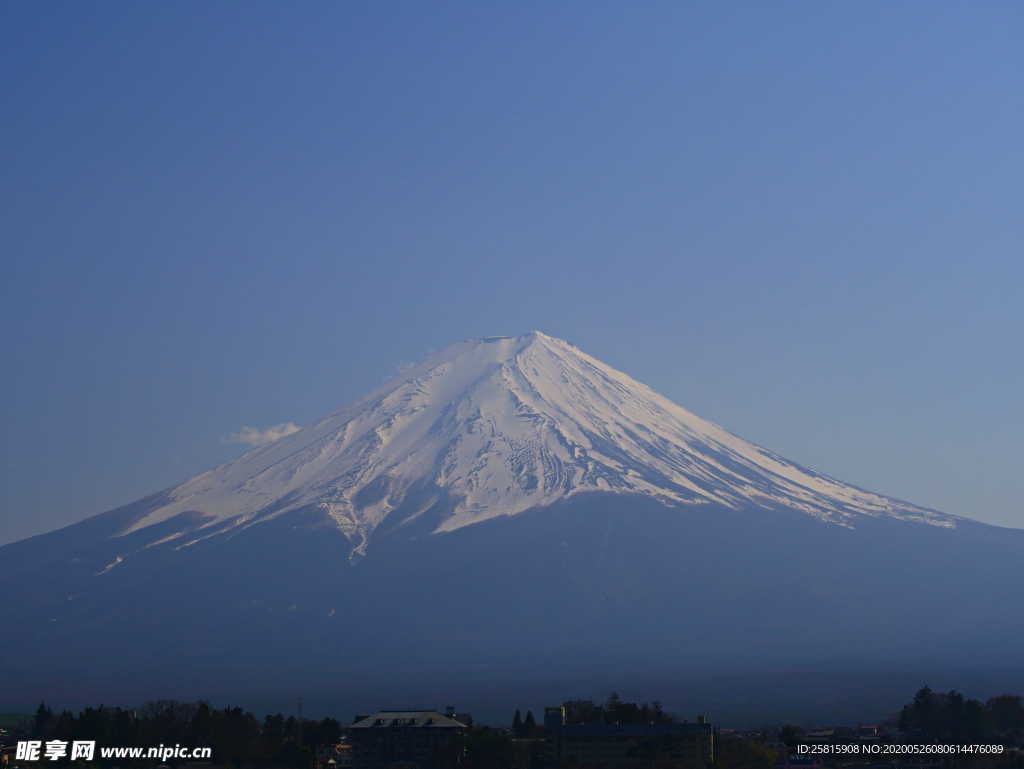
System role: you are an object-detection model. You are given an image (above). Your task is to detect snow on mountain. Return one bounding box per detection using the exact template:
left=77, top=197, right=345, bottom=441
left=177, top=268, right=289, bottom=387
left=120, top=331, right=957, bottom=554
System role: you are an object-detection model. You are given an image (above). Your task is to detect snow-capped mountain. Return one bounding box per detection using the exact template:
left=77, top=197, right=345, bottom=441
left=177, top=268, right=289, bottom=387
left=3, top=332, right=1022, bottom=720
left=120, top=331, right=954, bottom=558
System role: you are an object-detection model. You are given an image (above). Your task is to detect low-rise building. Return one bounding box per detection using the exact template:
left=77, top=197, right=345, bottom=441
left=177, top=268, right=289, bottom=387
left=348, top=710, right=468, bottom=769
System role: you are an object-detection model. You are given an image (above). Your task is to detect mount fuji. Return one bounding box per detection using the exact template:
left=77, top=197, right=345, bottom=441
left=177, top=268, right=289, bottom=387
left=3, top=332, right=1022, bottom=719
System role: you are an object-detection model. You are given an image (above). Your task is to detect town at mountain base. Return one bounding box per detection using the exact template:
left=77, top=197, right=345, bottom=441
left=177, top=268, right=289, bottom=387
left=6, top=687, right=1024, bottom=769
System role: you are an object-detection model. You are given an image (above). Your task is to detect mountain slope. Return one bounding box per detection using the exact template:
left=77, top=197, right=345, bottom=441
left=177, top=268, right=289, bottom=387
left=116, top=331, right=955, bottom=561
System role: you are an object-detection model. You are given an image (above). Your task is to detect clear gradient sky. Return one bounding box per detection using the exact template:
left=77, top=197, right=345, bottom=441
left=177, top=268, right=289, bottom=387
left=2, top=1, right=1022, bottom=545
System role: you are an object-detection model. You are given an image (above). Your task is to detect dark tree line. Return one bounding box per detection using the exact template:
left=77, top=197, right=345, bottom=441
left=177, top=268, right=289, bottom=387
left=31, top=700, right=341, bottom=767
left=899, top=686, right=1024, bottom=745
left=509, top=693, right=674, bottom=737
left=560, top=692, right=673, bottom=726
left=28, top=702, right=524, bottom=769
left=510, top=709, right=539, bottom=738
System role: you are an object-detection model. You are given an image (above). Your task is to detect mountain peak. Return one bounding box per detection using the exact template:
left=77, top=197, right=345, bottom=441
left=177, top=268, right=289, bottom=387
left=118, top=332, right=958, bottom=553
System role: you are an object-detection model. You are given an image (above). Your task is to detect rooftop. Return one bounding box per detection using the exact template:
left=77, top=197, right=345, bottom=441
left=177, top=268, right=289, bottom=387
left=350, top=711, right=467, bottom=729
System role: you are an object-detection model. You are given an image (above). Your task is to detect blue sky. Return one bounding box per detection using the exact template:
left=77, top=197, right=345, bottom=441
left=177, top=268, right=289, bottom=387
left=2, top=1, right=1022, bottom=544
